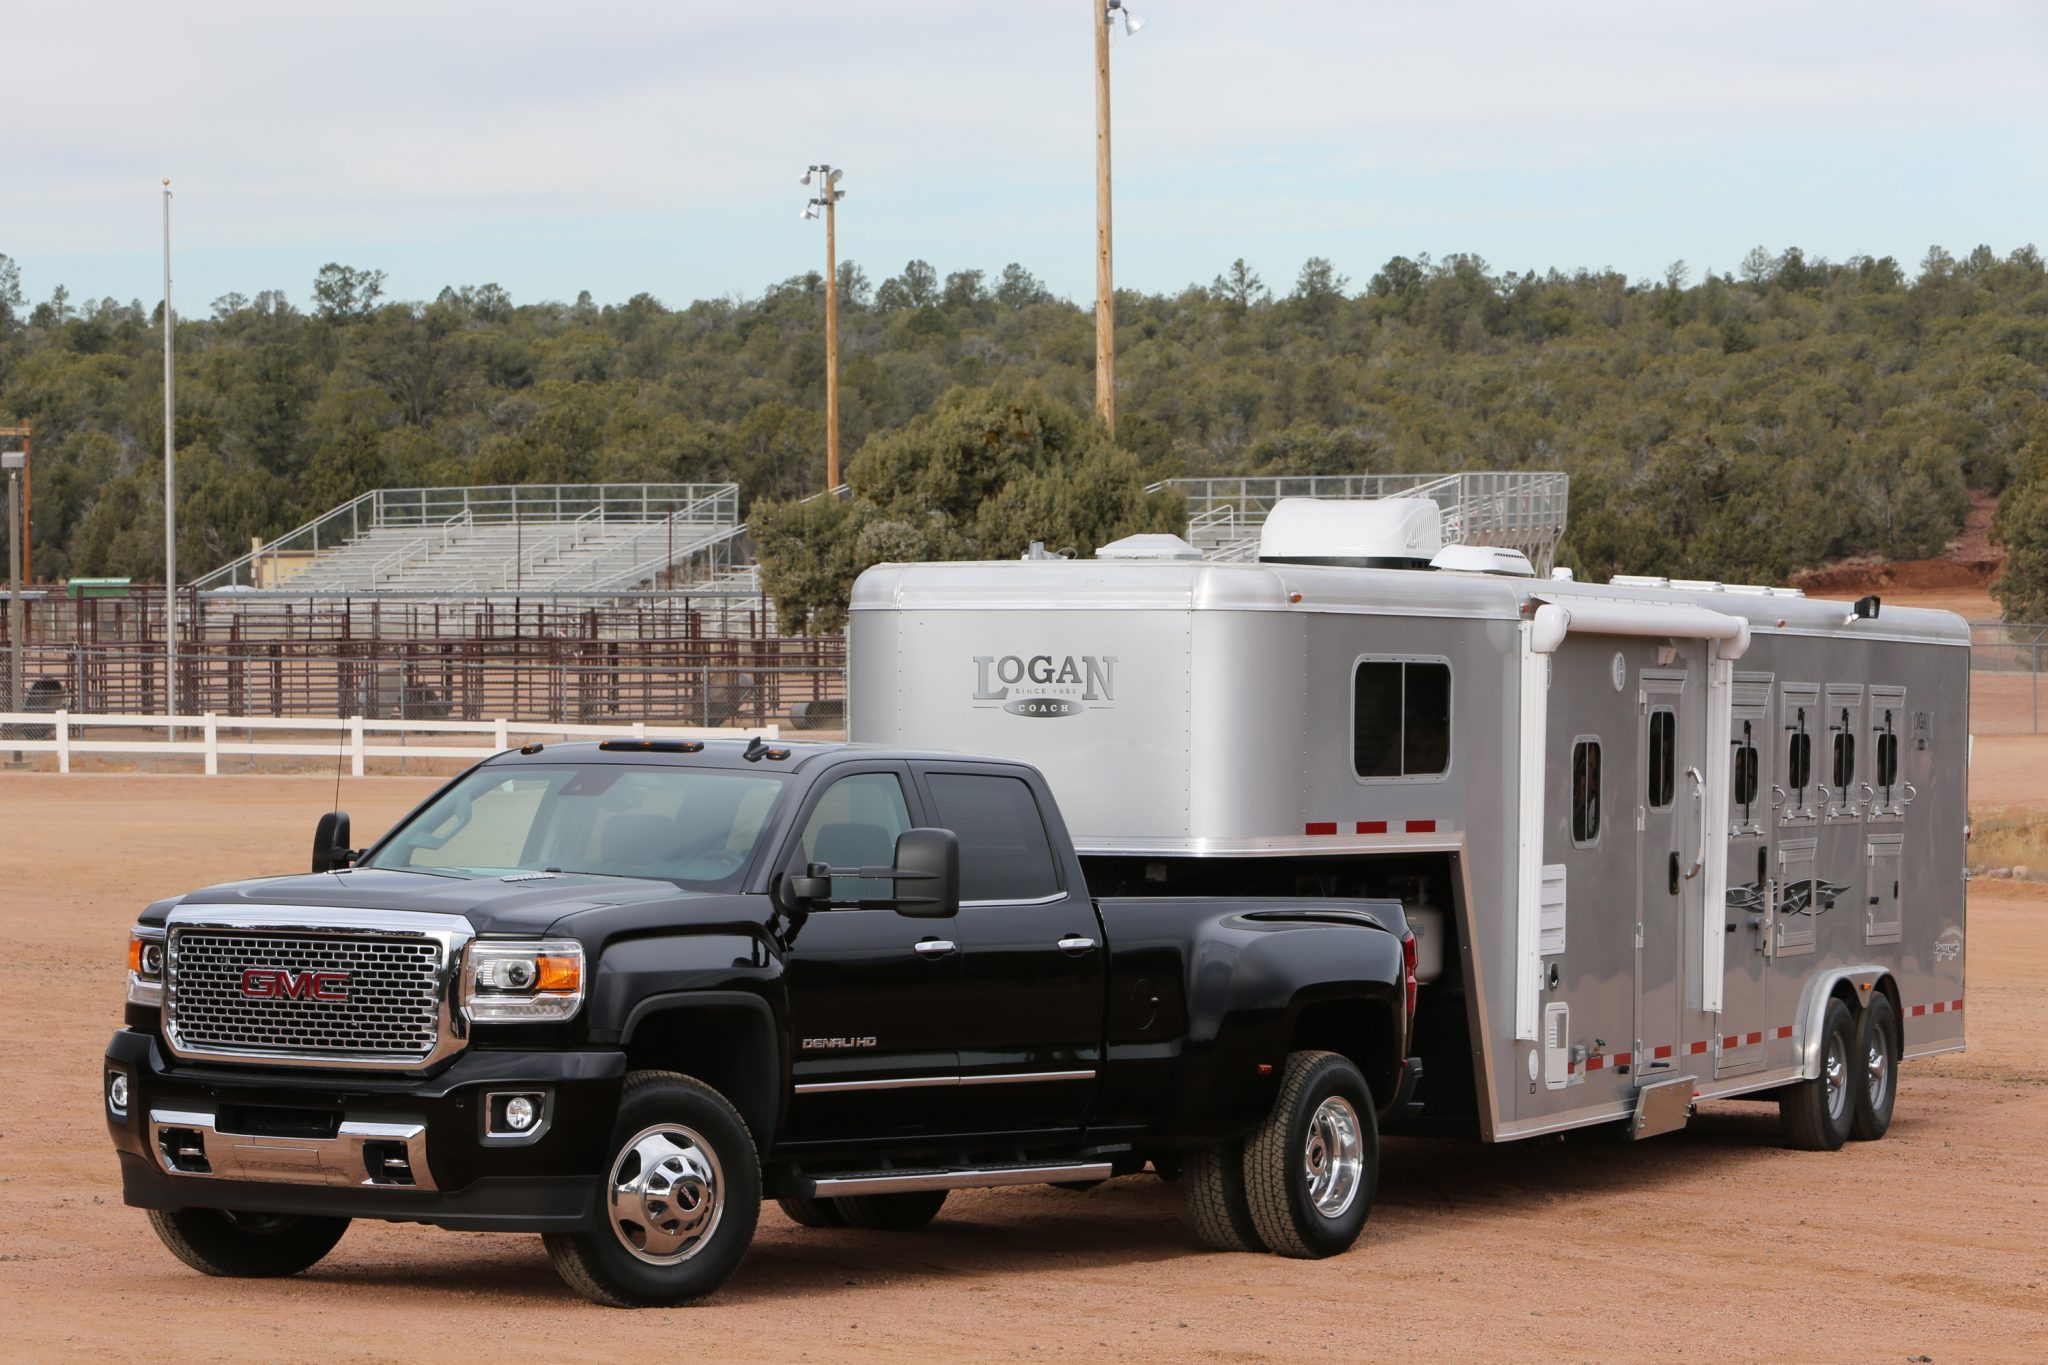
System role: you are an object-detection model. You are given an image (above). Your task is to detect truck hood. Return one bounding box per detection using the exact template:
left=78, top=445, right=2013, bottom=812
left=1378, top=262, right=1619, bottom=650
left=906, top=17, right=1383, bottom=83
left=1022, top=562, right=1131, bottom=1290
left=152, top=868, right=702, bottom=936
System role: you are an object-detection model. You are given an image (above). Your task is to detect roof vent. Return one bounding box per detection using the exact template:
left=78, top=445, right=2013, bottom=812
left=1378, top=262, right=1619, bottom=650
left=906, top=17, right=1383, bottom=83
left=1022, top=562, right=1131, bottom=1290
left=1430, top=544, right=1535, bottom=577
left=1258, top=498, right=1443, bottom=568
left=1094, top=533, right=1202, bottom=561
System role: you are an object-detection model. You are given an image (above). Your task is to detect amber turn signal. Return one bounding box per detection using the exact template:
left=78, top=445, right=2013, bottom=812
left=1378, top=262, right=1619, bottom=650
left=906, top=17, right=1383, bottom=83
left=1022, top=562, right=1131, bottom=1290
left=536, top=954, right=582, bottom=993
left=127, top=935, right=143, bottom=975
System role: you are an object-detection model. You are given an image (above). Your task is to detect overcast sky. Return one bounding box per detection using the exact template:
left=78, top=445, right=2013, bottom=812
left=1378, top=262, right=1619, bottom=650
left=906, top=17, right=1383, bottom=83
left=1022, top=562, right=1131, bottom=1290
left=7, top=1, right=2044, bottom=312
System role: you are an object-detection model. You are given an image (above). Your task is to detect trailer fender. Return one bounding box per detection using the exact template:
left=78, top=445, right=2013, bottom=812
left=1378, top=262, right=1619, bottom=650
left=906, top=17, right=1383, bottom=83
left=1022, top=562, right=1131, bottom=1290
left=1792, top=966, right=1890, bottom=1080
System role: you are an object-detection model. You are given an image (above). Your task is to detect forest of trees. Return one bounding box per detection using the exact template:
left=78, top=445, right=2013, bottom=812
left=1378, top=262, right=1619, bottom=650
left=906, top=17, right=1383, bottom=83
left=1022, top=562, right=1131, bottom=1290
left=0, top=243, right=2042, bottom=626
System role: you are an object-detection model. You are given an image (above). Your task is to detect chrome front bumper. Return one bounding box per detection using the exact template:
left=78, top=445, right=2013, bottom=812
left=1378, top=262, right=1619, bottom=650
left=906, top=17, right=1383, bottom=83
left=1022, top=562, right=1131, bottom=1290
left=148, top=1107, right=436, bottom=1191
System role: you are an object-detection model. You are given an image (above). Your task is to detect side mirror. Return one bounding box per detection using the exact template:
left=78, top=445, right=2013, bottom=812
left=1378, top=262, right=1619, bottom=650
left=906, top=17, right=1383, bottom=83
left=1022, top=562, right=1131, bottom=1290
left=312, top=811, right=354, bottom=873
left=889, top=827, right=959, bottom=919
left=787, top=866, right=833, bottom=902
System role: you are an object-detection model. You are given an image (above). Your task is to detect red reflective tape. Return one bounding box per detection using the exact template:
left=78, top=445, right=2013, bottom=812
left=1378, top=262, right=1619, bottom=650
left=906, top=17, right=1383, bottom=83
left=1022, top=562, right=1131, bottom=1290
left=1745, top=1031, right=1764, bottom=1046
left=1689, top=1041, right=1709, bottom=1055
left=1932, top=1001, right=1945, bottom=1013
left=1722, top=1035, right=1739, bottom=1049
left=1910, top=1004, right=1927, bottom=1017
left=1357, top=820, right=1388, bottom=835
left=1305, top=822, right=1337, bottom=836
left=1952, top=999, right=1964, bottom=1010
left=1613, top=1052, right=1633, bottom=1068
left=1653, top=1045, right=1673, bottom=1060
left=1777, top=1026, right=1794, bottom=1039
left=1405, top=819, right=1437, bottom=833
left=1586, top=1055, right=1606, bottom=1071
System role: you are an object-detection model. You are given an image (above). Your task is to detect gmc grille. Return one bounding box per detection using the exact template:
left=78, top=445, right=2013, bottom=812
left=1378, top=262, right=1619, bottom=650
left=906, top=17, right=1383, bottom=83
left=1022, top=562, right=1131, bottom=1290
left=166, top=931, right=446, bottom=1064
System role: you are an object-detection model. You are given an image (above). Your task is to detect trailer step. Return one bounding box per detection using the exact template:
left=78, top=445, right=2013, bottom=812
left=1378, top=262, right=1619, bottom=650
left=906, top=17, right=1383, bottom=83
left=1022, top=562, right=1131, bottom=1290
left=806, top=1160, right=1113, bottom=1198
left=1628, top=1074, right=1696, bottom=1140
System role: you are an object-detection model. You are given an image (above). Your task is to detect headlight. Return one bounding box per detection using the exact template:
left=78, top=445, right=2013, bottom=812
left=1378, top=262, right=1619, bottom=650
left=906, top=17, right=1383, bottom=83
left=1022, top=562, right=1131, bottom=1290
left=462, top=940, right=584, bottom=1023
left=127, top=927, right=165, bottom=1007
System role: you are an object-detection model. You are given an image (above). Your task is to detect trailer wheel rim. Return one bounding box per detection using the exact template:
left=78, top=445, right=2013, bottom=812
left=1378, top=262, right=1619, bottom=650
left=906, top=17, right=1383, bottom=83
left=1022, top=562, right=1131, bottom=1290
left=1865, top=1033, right=1890, bottom=1113
left=1823, top=1035, right=1849, bottom=1123
left=607, top=1123, right=725, bottom=1265
left=1303, top=1095, right=1364, bottom=1219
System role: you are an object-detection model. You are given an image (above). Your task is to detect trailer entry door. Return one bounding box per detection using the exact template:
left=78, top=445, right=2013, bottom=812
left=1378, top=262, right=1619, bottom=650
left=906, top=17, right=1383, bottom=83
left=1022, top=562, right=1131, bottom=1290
left=1718, top=678, right=1774, bottom=1078
left=1637, top=666, right=1704, bottom=1076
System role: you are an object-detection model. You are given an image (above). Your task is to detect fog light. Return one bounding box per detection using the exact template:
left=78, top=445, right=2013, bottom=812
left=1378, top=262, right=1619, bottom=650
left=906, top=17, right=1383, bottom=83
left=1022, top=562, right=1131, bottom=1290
left=107, top=1071, right=129, bottom=1115
left=505, top=1095, right=536, bottom=1131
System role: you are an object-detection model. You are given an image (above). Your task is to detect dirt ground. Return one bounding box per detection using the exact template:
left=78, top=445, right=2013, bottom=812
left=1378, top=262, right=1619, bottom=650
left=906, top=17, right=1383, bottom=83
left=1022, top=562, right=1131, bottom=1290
left=4, top=768, right=2044, bottom=1363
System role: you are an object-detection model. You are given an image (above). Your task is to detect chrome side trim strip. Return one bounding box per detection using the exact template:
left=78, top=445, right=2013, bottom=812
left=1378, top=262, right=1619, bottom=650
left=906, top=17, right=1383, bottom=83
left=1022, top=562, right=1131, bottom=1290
left=148, top=1107, right=437, bottom=1191
left=809, top=1161, right=1113, bottom=1197
left=959, top=1069, right=1097, bottom=1087
left=794, top=1068, right=1097, bottom=1095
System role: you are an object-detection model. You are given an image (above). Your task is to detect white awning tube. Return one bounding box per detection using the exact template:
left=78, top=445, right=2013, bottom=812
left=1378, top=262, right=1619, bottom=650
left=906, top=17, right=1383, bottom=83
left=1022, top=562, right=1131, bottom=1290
left=1530, top=600, right=1751, bottom=659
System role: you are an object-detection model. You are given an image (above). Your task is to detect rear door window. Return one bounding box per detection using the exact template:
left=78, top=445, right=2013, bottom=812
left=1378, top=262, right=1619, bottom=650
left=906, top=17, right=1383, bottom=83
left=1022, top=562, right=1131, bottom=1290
left=925, top=773, right=1061, bottom=903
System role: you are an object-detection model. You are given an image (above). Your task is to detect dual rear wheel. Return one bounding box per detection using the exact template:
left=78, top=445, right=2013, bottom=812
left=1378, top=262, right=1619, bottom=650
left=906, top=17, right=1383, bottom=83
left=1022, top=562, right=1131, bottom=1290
left=1184, top=1050, right=1377, bottom=1259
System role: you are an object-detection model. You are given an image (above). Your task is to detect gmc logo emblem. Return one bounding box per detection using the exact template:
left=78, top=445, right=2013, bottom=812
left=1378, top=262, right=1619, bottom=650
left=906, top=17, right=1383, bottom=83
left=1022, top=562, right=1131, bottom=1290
left=241, top=968, right=351, bottom=1002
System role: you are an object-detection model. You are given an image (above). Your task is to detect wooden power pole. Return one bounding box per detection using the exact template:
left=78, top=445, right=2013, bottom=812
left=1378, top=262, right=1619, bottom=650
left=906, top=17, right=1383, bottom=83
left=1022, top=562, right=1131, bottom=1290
left=1094, top=1, right=1116, bottom=441
left=802, top=165, right=847, bottom=494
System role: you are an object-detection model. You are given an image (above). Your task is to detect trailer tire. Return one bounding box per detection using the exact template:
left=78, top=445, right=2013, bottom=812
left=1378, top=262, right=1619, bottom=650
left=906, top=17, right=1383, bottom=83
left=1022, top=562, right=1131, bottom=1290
left=834, top=1190, right=947, bottom=1231
left=1850, top=992, right=1899, bottom=1142
left=1183, top=1142, right=1265, bottom=1252
left=1779, top=999, right=1857, bottom=1152
left=1240, top=1050, right=1377, bottom=1259
left=775, top=1190, right=846, bottom=1228
left=145, top=1208, right=349, bottom=1278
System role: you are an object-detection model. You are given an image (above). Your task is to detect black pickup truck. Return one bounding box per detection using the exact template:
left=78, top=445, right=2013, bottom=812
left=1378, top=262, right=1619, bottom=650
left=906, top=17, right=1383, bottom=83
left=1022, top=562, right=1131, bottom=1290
left=104, top=738, right=1416, bottom=1307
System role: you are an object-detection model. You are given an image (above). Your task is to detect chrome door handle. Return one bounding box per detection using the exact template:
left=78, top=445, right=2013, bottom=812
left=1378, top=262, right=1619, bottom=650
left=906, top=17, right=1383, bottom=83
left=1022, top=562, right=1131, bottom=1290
left=1683, top=766, right=1705, bottom=880
left=1902, top=781, right=1918, bottom=805
left=913, top=939, right=956, bottom=958
left=1056, top=936, right=1098, bottom=955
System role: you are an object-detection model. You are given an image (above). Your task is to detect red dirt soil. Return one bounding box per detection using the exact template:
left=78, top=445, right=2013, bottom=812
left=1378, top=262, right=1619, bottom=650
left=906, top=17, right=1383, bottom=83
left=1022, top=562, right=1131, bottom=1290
left=3, top=771, right=2045, bottom=1361
left=1793, top=489, right=2006, bottom=620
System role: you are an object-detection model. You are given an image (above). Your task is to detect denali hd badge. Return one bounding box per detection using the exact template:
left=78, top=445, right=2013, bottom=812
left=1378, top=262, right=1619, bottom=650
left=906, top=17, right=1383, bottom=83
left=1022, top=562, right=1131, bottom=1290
left=973, top=654, right=1115, bottom=718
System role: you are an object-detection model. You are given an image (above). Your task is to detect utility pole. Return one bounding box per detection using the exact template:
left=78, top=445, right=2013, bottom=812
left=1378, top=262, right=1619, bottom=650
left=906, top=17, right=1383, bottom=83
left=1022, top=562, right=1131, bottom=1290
left=801, top=165, right=846, bottom=492
left=161, top=179, right=178, bottom=725
left=4, top=446, right=23, bottom=765
left=1095, top=1, right=1142, bottom=441
left=0, top=425, right=26, bottom=584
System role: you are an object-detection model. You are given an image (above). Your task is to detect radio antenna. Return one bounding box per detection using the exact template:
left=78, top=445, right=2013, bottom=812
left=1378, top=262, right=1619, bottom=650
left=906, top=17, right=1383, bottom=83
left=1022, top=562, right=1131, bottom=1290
left=333, top=716, right=346, bottom=813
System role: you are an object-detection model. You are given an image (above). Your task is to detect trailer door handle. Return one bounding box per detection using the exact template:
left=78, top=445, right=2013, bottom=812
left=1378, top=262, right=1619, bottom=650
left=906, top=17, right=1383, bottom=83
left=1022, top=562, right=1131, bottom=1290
left=913, top=939, right=957, bottom=959
left=1056, top=936, right=1098, bottom=955
left=1683, top=766, right=1706, bottom=880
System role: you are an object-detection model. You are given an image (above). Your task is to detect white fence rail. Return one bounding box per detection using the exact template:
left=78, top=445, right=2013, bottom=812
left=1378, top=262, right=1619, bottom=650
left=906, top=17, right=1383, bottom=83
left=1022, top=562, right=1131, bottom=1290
left=0, top=712, right=778, bottom=777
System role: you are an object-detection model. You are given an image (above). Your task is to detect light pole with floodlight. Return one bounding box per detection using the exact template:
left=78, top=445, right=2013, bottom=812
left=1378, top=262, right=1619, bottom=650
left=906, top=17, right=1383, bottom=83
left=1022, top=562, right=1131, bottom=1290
left=801, top=165, right=846, bottom=493
left=4, top=447, right=24, bottom=762
left=1095, top=0, right=1142, bottom=442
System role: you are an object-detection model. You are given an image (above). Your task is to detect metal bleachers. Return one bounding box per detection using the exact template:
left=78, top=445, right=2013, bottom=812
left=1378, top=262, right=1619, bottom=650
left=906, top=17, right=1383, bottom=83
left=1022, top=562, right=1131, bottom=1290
left=1153, top=471, right=1571, bottom=575
left=197, top=485, right=746, bottom=595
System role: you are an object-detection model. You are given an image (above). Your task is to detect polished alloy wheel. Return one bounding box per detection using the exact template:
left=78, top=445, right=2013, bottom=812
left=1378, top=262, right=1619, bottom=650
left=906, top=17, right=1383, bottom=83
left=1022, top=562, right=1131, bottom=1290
left=1823, top=1038, right=1849, bottom=1123
left=1865, top=1036, right=1891, bottom=1113
left=607, top=1123, right=725, bottom=1265
left=1302, top=1095, right=1364, bottom=1219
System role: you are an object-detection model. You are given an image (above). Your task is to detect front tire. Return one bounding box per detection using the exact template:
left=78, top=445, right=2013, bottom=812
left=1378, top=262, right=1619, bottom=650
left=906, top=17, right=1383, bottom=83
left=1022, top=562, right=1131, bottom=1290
left=1780, top=999, right=1857, bottom=1151
left=543, top=1070, right=760, bottom=1308
left=1851, top=993, right=1899, bottom=1141
left=1241, top=1050, right=1377, bottom=1259
left=146, top=1208, right=349, bottom=1278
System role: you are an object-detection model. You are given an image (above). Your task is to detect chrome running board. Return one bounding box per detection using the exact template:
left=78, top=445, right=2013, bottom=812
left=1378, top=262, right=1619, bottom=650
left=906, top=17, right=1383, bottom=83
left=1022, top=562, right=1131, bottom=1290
left=806, top=1160, right=1112, bottom=1198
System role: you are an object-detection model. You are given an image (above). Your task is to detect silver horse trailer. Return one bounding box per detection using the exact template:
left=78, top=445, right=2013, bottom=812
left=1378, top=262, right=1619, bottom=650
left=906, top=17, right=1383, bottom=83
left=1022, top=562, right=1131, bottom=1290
left=847, top=503, right=1968, bottom=1149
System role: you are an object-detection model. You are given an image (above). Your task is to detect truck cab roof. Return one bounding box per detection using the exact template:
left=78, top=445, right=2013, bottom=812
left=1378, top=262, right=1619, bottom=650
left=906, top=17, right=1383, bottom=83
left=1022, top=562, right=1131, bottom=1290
left=477, top=737, right=1015, bottom=775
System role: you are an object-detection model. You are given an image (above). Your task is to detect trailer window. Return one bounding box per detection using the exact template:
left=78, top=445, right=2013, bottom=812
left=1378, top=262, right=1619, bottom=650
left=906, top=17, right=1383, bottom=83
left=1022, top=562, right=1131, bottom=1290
left=1786, top=708, right=1812, bottom=796
left=1571, top=739, right=1601, bottom=845
left=1830, top=707, right=1856, bottom=790
left=926, top=773, right=1061, bottom=902
left=1733, top=720, right=1760, bottom=818
left=1647, top=709, right=1676, bottom=810
left=1352, top=659, right=1452, bottom=779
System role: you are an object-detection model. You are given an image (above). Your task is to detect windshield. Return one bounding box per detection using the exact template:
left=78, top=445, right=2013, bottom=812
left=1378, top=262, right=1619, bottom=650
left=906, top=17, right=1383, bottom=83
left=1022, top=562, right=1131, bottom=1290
left=364, top=763, right=787, bottom=888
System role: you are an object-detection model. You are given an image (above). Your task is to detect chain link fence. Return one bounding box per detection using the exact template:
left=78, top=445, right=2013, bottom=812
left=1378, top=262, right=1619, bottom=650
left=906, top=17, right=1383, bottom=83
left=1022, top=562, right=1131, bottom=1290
left=1970, top=623, right=2048, bottom=734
